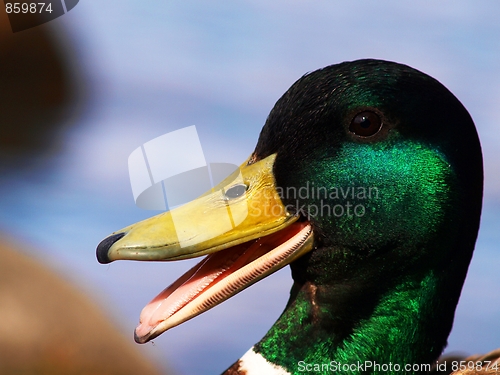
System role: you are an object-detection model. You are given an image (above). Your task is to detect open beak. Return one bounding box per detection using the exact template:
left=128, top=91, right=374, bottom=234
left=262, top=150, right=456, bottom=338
left=96, top=153, right=314, bottom=344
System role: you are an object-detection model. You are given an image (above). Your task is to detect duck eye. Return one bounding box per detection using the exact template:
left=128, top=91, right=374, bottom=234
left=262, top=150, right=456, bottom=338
left=224, top=184, right=247, bottom=199
left=349, top=111, right=382, bottom=137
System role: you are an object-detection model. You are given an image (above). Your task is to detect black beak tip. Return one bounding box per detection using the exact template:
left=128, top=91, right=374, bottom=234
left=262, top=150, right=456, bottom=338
left=96, top=232, right=126, bottom=264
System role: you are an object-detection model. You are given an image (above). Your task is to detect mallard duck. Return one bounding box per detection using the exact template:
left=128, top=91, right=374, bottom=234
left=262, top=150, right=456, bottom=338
left=97, top=59, right=493, bottom=374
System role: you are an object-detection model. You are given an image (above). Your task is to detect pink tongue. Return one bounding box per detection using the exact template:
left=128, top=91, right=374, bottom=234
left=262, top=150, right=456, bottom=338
left=135, top=222, right=308, bottom=339
left=136, top=239, right=265, bottom=337
left=135, top=254, right=236, bottom=337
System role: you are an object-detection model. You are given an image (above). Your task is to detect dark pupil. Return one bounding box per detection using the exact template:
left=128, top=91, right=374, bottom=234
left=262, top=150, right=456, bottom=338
left=225, top=184, right=247, bottom=199
left=349, top=110, right=382, bottom=137
left=359, top=116, right=371, bottom=128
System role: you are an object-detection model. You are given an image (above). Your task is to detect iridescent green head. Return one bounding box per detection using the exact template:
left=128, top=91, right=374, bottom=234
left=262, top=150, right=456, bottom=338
left=252, top=59, right=483, bottom=370
left=96, top=59, right=483, bottom=375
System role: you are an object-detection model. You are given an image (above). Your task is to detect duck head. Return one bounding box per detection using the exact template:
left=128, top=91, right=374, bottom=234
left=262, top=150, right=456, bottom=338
left=97, top=59, right=483, bottom=373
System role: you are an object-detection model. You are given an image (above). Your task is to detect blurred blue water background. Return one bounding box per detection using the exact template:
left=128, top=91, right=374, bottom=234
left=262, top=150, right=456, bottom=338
left=0, top=2, right=499, bottom=374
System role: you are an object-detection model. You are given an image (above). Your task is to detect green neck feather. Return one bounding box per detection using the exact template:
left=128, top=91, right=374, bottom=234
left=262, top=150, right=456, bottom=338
left=256, top=271, right=444, bottom=375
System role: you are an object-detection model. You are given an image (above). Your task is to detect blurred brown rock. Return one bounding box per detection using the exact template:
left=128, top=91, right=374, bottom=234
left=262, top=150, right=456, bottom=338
left=0, top=239, right=164, bottom=375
